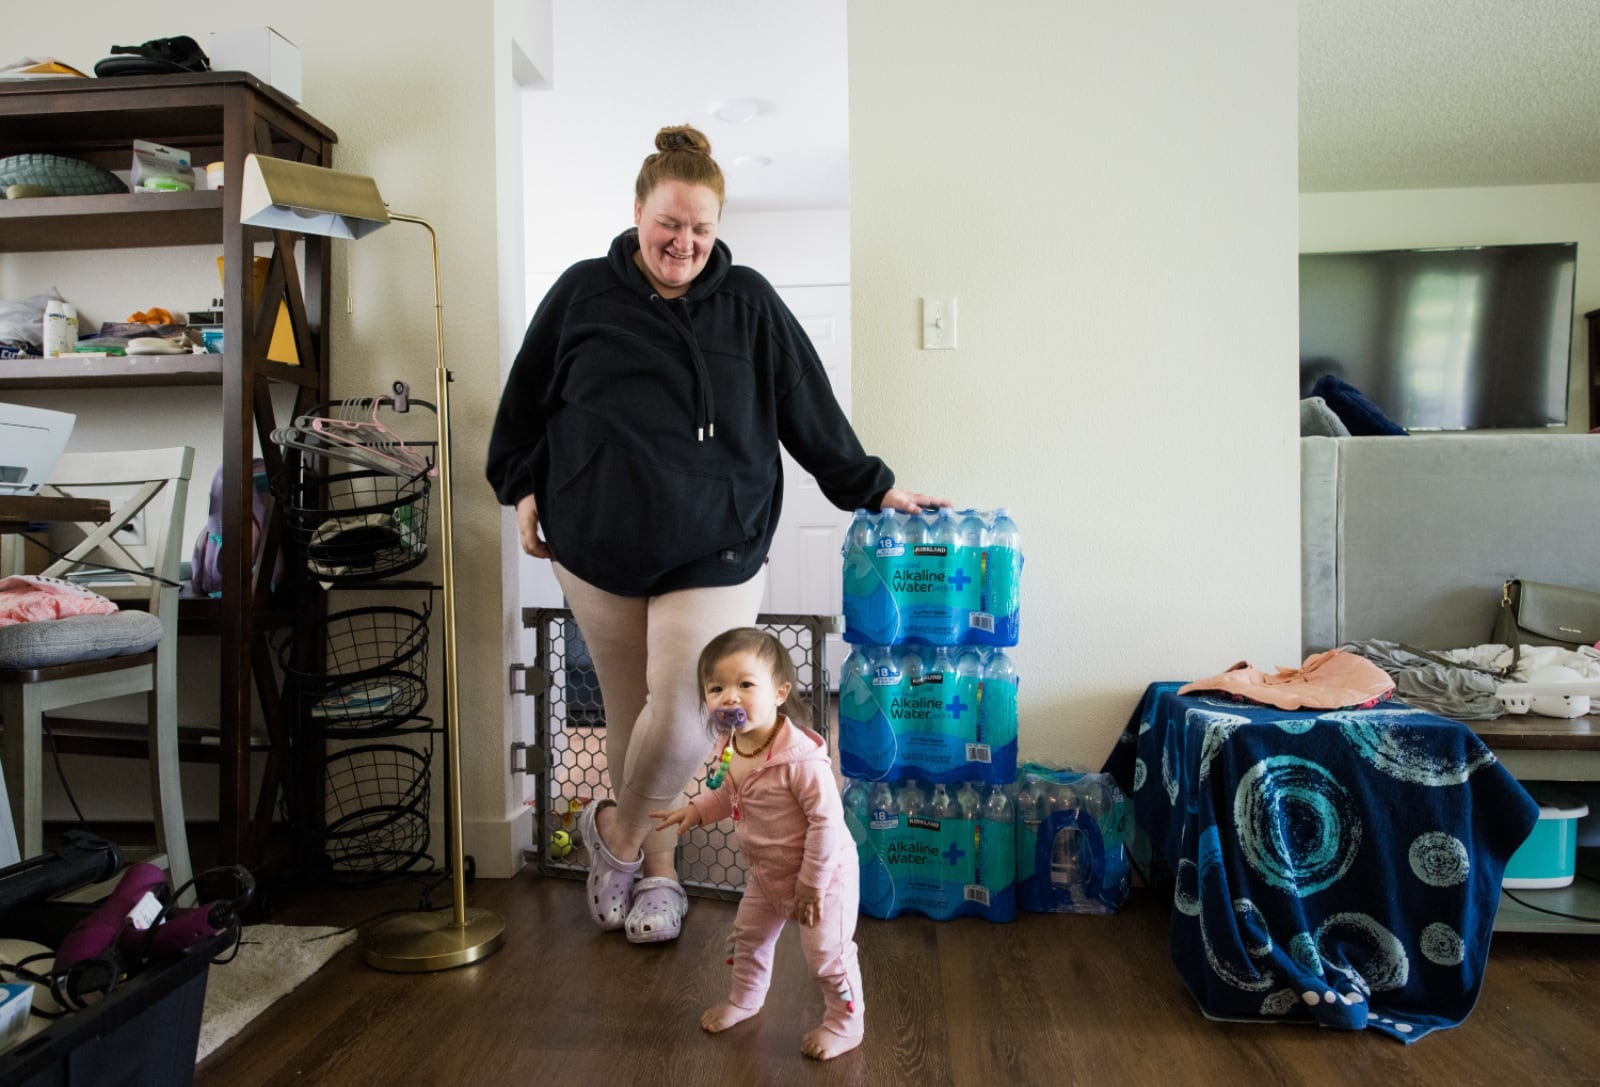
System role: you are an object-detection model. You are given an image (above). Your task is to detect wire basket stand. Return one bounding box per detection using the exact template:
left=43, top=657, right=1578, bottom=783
left=272, top=383, right=446, bottom=883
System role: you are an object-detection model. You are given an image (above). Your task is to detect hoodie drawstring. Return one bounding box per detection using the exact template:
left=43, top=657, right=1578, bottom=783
left=652, top=294, right=717, bottom=441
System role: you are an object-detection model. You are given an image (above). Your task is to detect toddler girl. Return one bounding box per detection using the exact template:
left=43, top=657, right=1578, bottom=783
left=652, top=627, right=864, bottom=1060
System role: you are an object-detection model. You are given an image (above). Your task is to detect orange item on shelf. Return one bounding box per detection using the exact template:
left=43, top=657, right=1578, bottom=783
left=128, top=307, right=176, bottom=325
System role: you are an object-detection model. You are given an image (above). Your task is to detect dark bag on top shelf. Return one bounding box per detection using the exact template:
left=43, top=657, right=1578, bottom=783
left=94, top=36, right=211, bottom=77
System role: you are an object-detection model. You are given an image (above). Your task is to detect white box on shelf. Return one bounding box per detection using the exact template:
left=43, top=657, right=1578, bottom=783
left=207, top=27, right=302, bottom=103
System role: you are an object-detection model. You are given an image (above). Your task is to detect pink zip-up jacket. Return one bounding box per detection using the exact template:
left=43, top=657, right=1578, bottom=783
left=690, top=717, right=853, bottom=900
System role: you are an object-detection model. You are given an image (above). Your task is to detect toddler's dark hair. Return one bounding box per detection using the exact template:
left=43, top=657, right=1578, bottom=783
left=697, top=627, right=805, bottom=735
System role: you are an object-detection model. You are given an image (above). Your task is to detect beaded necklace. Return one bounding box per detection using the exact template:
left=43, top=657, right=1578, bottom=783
left=731, top=725, right=780, bottom=759
left=706, top=740, right=733, bottom=789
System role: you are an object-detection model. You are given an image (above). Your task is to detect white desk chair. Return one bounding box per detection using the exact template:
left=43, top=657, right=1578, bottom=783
left=0, top=446, right=194, bottom=895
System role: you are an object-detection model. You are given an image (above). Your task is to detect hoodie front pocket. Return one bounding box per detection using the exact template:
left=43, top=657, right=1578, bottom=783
left=548, top=439, right=746, bottom=583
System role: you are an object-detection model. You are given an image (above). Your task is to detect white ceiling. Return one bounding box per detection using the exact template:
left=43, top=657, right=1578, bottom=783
left=1299, top=0, right=1600, bottom=193
left=535, top=0, right=1600, bottom=213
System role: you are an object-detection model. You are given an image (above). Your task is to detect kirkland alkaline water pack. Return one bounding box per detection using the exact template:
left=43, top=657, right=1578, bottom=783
left=838, top=644, right=1018, bottom=784
left=843, top=778, right=1017, bottom=922
left=841, top=508, right=1021, bottom=647
left=1012, top=764, right=1131, bottom=915
left=839, top=508, right=1023, bottom=785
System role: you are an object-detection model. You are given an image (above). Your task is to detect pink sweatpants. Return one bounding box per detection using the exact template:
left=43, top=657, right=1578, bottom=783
left=553, top=563, right=767, bottom=857
left=726, top=869, right=864, bottom=1039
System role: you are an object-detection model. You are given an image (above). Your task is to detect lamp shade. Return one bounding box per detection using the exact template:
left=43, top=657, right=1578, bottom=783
left=240, top=154, right=390, bottom=239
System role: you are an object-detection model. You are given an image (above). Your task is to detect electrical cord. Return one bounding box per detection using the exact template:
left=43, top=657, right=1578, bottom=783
left=23, top=535, right=182, bottom=589
left=41, top=717, right=91, bottom=828
left=1502, top=870, right=1600, bottom=925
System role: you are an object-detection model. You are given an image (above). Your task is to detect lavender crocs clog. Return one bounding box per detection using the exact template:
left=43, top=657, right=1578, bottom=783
left=625, top=877, right=688, bottom=944
left=579, top=799, right=640, bottom=931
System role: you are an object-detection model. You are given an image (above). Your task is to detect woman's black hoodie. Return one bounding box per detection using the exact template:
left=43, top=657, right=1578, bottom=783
left=486, top=229, right=894, bottom=597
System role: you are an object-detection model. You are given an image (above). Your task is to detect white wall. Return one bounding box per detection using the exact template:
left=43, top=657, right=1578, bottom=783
left=720, top=210, right=850, bottom=286
left=6, top=1, right=534, bottom=876
left=1300, top=183, right=1600, bottom=433
left=849, top=2, right=1302, bottom=768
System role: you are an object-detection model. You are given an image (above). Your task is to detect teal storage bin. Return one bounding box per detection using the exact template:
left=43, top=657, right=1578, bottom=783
left=1503, top=783, right=1588, bottom=889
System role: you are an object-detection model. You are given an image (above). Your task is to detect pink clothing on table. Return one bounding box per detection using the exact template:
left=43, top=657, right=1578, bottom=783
left=0, top=575, right=118, bottom=628
left=690, top=717, right=864, bottom=1039
left=1178, top=648, right=1394, bottom=710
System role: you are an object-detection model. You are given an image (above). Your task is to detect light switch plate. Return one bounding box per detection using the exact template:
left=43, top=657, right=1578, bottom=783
left=921, top=296, right=957, bottom=350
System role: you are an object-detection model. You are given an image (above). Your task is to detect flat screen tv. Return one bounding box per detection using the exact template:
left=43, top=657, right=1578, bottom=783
left=1299, top=242, right=1577, bottom=431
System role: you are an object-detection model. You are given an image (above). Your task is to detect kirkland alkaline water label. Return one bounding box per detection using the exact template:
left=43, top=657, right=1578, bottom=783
left=860, top=815, right=1016, bottom=921
left=877, top=815, right=975, bottom=920
left=894, top=670, right=980, bottom=783
left=894, top=541, right=982, bottom=644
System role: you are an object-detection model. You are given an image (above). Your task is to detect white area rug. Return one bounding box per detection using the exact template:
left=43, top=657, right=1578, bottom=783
left=197, top=924, right=356, bottom=1062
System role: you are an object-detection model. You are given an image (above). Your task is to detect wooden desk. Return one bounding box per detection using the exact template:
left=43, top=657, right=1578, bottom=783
left=0, top=495, right=110, bottom=535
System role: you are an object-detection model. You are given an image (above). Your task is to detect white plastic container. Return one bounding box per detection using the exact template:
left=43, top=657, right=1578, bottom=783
left=42, top=300, right=77, bottom=357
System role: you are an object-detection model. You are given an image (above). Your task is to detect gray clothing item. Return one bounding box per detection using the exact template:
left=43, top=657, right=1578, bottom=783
left=1341, top=639, right=1507, bottom=720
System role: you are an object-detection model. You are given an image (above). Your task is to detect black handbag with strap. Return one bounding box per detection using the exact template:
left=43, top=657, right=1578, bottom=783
left=1491, top=579, right=1600, bottom=668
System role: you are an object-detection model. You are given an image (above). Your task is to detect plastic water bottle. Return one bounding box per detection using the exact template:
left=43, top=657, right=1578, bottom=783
left=929, top=783, right=958, bottom=820
left=955, top=782, right=982, bottom=820
left=902, top=509, right=928, bottom=548
left=841, top=646, right=873, bottom=699
left=1014, top=778, right=1040, bottom=830
left=841, top=646, right=874, bottom=708
left=985, top=509, right=1022, bottom=635
left=843, top=778, right=872, bottom=842
left=1051, top=826, right=1084, bottom=894
left=846, top=508, right=876, bottom=555
left=977, top=784, right=1014, bottom=894
left=898, top=645, right=926, bottom=686
left=979, top=649, right=1019, bottom=745
left=1080, top=781, right=1107, bottom=824
left=958, top=508, right=986, bottom=551
left=869, top=782, right=897, bottom=823
left=982, top=783, right=1013, bottom=826
left=897, top=779, right=928, bottom=818
left=873, top=510, right=906, bottom=570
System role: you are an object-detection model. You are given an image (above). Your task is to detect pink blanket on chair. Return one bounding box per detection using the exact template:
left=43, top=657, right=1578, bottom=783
left=0, top=575, right=118, bottom=627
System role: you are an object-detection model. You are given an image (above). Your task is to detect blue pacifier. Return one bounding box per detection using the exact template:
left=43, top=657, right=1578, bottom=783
left=712, top=706, right=749, bottom=732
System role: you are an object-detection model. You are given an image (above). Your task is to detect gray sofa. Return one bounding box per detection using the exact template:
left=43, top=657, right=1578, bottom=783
left=1301, top=433, right=1600, bottom=654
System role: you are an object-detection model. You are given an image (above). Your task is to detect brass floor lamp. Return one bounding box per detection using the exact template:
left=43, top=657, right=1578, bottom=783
left=241, top=153, right=505, bottom=971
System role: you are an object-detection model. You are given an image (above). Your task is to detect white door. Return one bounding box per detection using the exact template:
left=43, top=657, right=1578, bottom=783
left=764, top=284, right=853, bottom=685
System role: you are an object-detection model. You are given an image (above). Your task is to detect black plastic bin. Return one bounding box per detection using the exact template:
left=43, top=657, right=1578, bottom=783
left=0, top=929, right=232, bottom=1086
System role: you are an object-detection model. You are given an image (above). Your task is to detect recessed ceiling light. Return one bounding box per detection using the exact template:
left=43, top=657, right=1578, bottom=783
left=710, top=98, right=762, bottom=124
left=733, top=155, right=772, bottom=169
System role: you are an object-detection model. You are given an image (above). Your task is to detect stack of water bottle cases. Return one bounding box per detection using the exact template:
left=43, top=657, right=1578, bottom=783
left=840, top=507, right=1129, bottom=921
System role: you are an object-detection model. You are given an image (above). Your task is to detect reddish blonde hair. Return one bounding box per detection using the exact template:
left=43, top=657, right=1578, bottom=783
left=635, top=124, right=725, bottom=208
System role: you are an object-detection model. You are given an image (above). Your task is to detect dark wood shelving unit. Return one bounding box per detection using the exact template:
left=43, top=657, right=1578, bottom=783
left=0, top=72, right=338, bottom=874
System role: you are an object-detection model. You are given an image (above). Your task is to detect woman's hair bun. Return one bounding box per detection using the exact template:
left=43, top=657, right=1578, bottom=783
left=656, top=124, right=712, bottom=156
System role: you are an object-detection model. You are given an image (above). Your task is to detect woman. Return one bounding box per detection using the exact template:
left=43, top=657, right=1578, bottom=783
left=487, top=124, right=943, bottom=944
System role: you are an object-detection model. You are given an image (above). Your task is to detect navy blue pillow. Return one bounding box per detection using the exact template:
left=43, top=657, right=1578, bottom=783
left=1309, top=374, right=1409, bottom=436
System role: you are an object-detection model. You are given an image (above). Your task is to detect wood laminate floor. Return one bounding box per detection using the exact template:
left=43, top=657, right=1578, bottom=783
left=194, top=871, right=1600, bottom=1087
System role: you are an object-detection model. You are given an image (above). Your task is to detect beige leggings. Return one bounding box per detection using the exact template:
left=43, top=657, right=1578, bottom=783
left=553, top=562, right=767, bottom=859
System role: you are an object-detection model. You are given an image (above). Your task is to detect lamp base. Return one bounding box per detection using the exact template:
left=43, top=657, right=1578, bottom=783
left=364, top=907, right=506, bottom=973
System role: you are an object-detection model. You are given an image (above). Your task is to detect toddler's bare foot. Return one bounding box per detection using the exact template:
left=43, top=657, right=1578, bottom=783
left=701, top=1002, right=760, bottom=1033
left=802, top=1026, right=862, bottom=1060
